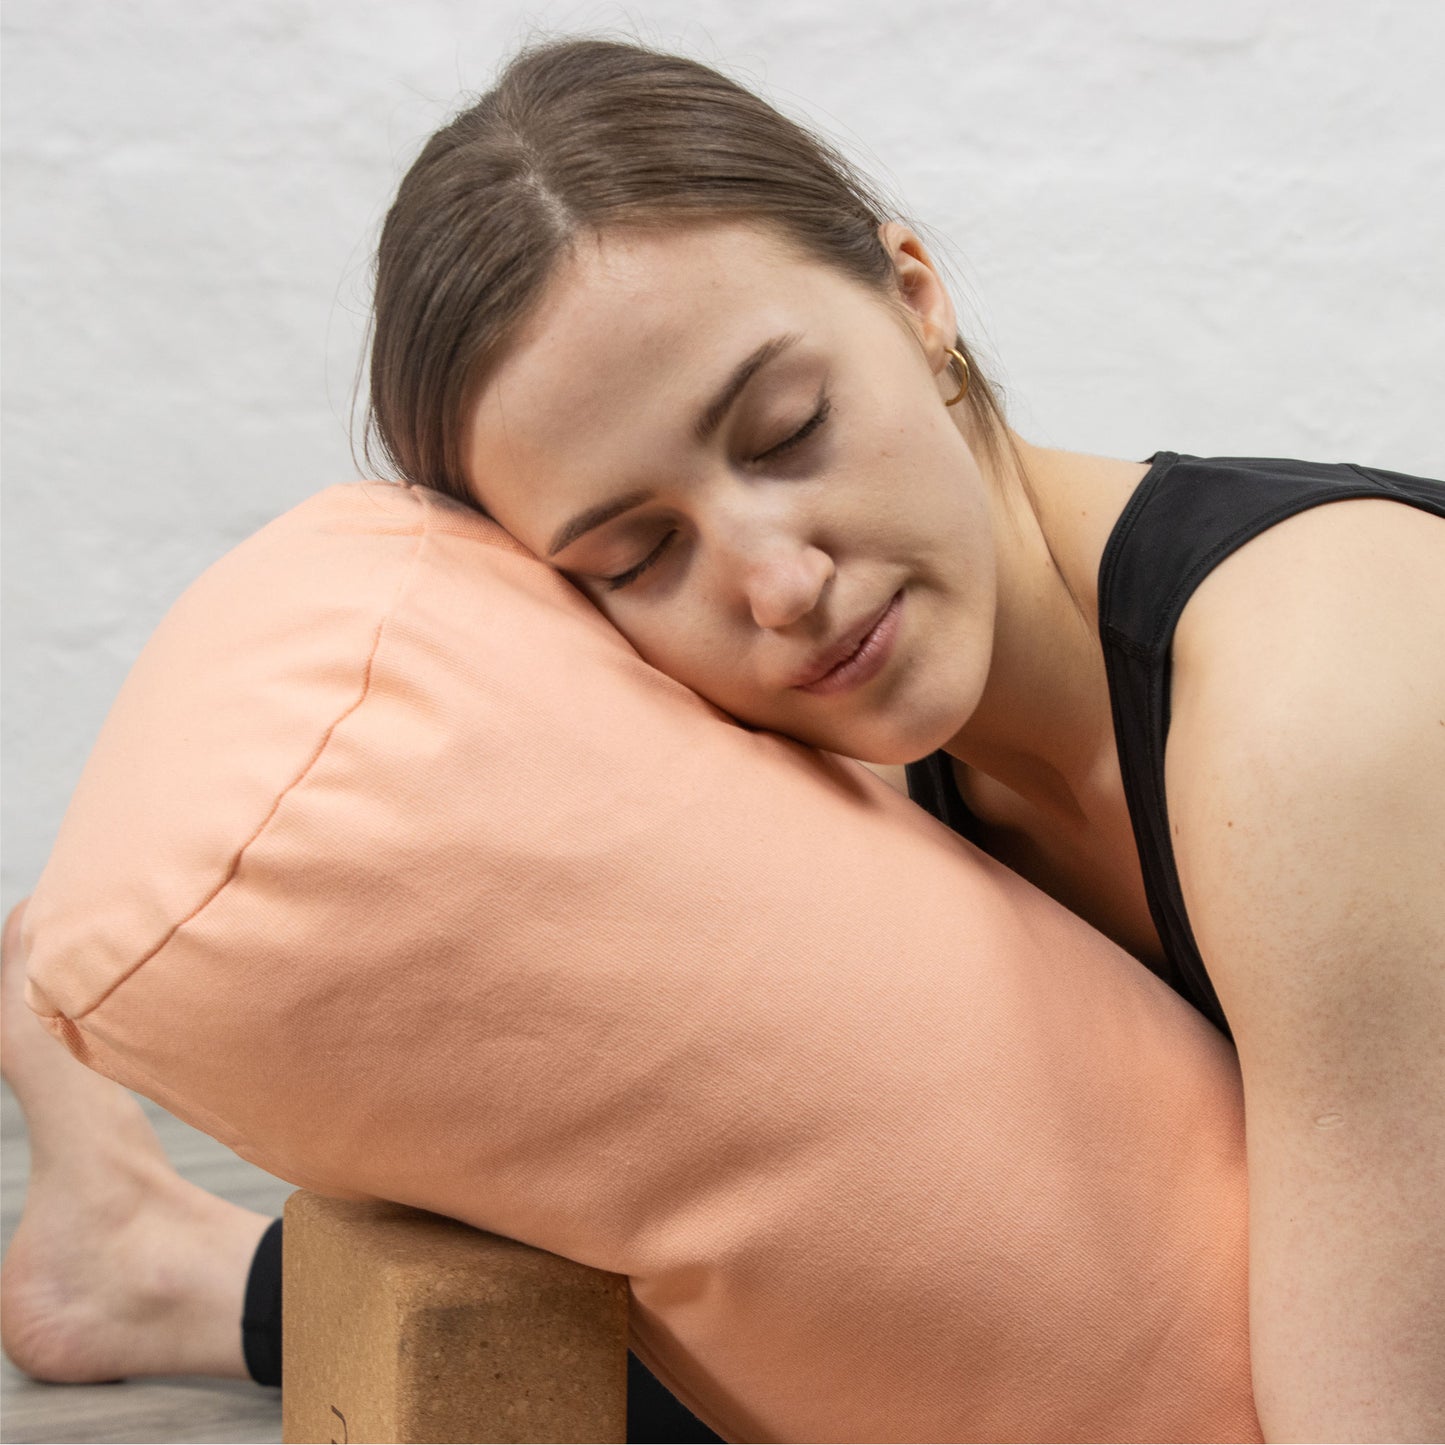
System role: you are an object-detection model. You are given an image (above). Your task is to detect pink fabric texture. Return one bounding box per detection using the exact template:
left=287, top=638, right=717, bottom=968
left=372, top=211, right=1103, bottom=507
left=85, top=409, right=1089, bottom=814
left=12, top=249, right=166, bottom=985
left=25, top=481, right=1259, bottom=1442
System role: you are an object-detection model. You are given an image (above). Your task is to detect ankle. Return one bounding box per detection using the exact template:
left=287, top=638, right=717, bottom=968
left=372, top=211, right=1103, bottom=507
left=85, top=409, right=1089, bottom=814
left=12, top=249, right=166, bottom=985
left=1, top=1163, right=273, bottom=1384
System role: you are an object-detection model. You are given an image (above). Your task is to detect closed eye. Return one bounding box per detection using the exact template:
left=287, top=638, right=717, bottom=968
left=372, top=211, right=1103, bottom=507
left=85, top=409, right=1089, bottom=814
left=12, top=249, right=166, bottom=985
left=603, top=530, right=677, bottom=591
left=754, top=395, right=831, bottom=463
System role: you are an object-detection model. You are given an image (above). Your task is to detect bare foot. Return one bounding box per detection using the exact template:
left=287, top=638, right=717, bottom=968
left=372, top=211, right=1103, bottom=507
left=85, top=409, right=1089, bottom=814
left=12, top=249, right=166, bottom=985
left=1, top=900, right=275, bottom=1383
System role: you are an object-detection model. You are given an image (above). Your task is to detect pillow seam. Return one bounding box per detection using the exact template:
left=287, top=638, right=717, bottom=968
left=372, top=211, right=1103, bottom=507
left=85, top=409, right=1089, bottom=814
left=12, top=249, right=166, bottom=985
left=70, top=522, right=431, bottom=1019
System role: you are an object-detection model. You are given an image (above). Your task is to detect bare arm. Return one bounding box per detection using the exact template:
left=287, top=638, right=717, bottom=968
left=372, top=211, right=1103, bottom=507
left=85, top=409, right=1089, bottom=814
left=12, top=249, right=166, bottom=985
left=1170, top=499, right=1445, bottom=1441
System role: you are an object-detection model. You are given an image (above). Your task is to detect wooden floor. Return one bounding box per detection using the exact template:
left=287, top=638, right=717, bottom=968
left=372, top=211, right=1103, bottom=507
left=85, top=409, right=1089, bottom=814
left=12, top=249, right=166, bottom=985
left=1, top=1082, right=295, bottom=1444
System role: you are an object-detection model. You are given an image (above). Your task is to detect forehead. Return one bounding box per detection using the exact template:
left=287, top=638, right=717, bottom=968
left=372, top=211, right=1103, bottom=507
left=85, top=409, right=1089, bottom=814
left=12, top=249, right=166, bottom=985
left=464, top=222, right=864, bottom=546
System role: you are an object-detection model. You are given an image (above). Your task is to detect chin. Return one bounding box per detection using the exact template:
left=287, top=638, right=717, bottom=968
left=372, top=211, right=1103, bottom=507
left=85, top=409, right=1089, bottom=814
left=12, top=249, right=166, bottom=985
left=795, top=715, right=956, bottom=769
left=735, top=665, right=980, bottom=766
left=831, top=694, right=977, bottom=767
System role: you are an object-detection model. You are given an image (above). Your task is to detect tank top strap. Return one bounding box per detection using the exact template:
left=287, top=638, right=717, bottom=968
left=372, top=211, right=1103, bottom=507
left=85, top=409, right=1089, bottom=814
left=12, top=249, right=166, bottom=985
left=1098, top=451, right=1445, bottom=1037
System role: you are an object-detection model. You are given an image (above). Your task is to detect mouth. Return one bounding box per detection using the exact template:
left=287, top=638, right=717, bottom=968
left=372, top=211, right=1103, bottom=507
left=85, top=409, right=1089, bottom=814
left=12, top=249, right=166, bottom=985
left=790, top=590, right=904, bottom=695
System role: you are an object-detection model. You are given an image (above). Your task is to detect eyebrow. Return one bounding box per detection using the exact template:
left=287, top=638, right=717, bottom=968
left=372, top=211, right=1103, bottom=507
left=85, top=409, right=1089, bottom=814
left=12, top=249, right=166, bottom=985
left=546, top=331, right=802, bottom=557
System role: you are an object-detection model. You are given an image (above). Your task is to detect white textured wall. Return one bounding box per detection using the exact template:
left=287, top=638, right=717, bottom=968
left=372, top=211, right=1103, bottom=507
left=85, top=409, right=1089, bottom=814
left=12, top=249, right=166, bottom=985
left=4, top=0, right=1442, bottom=909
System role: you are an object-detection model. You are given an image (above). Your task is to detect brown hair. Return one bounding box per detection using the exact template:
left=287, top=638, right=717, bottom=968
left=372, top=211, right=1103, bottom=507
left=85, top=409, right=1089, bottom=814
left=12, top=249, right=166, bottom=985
left=363, top=37, right=1009, bottom=502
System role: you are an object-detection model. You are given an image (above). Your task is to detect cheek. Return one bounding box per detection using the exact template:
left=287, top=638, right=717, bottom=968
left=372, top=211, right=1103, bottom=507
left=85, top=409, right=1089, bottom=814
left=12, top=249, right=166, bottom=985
left=604, top=604, right=741, bottom=704
left=846, top=395, right=981, bottom=537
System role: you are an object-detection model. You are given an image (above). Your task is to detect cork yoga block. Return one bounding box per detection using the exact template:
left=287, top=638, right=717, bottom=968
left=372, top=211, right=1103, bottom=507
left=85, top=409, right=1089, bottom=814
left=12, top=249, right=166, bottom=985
left=281, top=1191, right=629, bottom=1445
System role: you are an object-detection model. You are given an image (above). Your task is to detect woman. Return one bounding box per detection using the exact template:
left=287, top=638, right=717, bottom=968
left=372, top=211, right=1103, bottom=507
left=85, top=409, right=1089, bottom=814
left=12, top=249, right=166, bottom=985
left=4, top=36, right=1442, bottom=1442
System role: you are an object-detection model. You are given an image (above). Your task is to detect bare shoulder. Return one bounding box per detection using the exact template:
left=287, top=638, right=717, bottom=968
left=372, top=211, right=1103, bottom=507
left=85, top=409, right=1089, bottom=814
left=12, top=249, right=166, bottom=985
left=1165, top=494, right=1445, bottom=1053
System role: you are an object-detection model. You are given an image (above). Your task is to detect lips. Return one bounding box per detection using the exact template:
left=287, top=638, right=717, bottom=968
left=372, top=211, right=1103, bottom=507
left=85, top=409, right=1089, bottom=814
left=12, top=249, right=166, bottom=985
left=788, top=590, right=902, bottom=691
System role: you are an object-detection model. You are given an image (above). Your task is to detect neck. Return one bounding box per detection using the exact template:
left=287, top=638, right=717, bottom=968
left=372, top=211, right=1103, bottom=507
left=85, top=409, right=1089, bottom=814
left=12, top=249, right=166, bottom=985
left=941, top=433, right=1152, bottom=821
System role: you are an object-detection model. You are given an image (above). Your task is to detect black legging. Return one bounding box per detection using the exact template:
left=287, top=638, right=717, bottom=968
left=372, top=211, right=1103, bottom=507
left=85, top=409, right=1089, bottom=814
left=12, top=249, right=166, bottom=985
left=242, top=1219, right=723, bottom=1444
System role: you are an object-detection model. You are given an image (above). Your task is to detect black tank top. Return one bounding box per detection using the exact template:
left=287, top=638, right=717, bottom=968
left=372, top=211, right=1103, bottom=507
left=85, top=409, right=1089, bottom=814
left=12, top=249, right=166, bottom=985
left=906, top=451, right=1445, bottom=1038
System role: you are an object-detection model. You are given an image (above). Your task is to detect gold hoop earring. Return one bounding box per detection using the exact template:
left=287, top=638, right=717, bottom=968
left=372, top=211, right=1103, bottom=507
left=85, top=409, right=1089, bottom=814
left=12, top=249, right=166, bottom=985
left=943, top=347, right=970, bottom=406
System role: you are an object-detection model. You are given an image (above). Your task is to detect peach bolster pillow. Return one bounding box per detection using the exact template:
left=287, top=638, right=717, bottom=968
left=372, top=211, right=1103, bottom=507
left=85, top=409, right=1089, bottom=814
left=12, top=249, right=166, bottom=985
left=24, top=481, right=1258, bottom=1442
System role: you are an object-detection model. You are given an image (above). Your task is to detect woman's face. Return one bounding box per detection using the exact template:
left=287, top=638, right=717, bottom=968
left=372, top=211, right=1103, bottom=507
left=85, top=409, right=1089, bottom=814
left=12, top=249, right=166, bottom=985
left=464, top=220, right=998, bottom=764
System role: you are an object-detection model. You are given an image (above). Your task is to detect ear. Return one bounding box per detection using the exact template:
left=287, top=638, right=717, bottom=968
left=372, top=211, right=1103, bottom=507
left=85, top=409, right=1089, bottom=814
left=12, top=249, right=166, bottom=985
left=877, top=222, right=958, bottom=378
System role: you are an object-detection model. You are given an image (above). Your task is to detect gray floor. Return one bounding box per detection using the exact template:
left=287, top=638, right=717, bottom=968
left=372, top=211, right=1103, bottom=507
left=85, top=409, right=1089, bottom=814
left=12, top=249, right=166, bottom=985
left=1, top=1082, right=295, bottom=1444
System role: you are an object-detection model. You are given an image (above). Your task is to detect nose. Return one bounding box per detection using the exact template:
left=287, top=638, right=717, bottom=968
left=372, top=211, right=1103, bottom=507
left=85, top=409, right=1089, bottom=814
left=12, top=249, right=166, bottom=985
left=739, top=537, right=836, bottom=631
